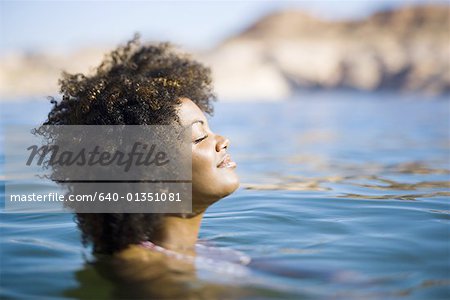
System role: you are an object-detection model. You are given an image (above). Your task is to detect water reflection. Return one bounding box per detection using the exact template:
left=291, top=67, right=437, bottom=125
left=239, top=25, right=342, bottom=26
left=243, top=159, right=450, bottom=203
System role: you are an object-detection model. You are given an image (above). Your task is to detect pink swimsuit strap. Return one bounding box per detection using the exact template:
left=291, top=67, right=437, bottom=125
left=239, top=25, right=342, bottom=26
left=140, top=241, right=195, bottom=262
left=140, top=240, right=251, bottom=276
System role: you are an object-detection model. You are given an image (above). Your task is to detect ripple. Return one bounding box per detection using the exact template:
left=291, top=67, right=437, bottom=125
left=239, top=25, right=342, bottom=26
left=338, top=191, right=450, bottom=201
left=242, top=175, right=346, bottom=191
left=388, top=162, right=450, bottom=175
left=348, top=176, right=450, bottom=191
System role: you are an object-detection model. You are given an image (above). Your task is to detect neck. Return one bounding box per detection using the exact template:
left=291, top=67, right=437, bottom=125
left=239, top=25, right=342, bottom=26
left=152, top=212, right=204, bottom=252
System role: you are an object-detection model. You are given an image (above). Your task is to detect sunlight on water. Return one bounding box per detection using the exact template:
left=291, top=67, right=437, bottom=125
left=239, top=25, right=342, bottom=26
left=1, top=93, right=449, bottom=299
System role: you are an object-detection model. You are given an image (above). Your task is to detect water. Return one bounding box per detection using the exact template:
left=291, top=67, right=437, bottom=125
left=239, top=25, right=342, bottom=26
left=1, top=93, right=449, bottom=299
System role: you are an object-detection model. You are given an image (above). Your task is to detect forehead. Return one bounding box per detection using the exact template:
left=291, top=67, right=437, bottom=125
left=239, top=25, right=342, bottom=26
left=177, top=98, right=207, bottom=126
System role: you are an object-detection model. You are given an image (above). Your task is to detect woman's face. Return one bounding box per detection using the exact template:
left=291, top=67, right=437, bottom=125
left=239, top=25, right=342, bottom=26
left=177, top=98, right=239, bottom=209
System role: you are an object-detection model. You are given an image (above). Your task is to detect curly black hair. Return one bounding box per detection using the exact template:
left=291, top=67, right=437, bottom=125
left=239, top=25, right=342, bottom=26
left=43, top=35, right=215, bottom=254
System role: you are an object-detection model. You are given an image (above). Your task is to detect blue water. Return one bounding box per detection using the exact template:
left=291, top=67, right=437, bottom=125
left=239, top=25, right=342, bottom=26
left=1, top=93, right=449, bottom=299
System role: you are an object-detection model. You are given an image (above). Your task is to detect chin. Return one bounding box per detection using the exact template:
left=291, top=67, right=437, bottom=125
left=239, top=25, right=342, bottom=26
left=219, top=174, right=240, bottom=198
left=192, top=170, right=240, bottom=206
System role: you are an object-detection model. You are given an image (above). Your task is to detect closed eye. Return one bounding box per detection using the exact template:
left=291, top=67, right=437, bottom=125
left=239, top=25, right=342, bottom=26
left=194, top=135, right=208, bottom=144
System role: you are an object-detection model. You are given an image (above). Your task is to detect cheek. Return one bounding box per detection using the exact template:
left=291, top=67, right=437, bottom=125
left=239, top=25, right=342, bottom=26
left=191, top=146, right=239, bottom=200
left=192, top=146, right=216, bottom=183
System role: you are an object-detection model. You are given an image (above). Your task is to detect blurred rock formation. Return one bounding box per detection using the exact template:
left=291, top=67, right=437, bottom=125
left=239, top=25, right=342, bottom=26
left=202, top=4, right=449, bottom=99
left=1, top=4, right=448, bottom=100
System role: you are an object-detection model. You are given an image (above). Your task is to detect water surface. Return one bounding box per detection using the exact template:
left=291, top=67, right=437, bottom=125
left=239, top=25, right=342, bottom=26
left=1, top=93, right=449, bottom=299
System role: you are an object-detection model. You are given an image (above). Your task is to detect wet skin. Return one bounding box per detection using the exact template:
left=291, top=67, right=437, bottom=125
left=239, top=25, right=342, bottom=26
left=112, top=98, right=240, bottom=297
left=179, top=97, right=239, bottom=209
left=119, top=98, right=239, bottom=255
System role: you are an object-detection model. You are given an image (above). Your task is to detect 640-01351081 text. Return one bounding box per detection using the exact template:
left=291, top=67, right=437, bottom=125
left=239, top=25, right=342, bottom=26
left=97, top=192, right=182, bottom=202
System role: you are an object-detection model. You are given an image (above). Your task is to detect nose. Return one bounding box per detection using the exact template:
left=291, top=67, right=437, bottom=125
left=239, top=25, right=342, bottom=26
left=216, top=135, right=230, bottom=152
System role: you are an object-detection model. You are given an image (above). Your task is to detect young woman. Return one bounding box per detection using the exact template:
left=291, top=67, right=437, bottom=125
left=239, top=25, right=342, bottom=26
left=40, top=35, right=254, bottom=298
left=43, top=36, right=333, bottom=299
left=43, top=36, right=239, bottom=257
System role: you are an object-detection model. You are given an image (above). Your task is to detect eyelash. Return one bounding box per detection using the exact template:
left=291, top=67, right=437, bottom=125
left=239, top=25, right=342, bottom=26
left=194, top=135, right=208, bottom=144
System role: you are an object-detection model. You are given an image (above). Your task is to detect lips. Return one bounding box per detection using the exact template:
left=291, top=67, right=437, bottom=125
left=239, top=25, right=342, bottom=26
left=217, top=153, right=237, bottom=168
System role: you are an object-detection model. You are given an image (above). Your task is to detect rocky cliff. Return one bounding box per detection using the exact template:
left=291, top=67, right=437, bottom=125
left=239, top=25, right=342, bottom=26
left=201, top=4, right=449, bottom=99
left=1, top=4, right=448, bottom=100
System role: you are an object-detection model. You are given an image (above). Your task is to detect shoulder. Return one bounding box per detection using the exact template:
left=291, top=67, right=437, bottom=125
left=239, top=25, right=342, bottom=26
left=113, top=244, right=194, bottom=281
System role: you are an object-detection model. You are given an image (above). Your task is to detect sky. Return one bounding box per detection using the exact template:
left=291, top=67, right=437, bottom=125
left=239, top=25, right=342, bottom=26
left=0, top=0, right=444, bottom=53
